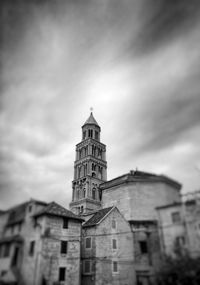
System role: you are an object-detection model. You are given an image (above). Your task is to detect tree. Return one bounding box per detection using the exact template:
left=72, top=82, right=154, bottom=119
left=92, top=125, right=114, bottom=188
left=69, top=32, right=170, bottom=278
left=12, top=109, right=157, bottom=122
left=156, top=251, right=200, bottom=285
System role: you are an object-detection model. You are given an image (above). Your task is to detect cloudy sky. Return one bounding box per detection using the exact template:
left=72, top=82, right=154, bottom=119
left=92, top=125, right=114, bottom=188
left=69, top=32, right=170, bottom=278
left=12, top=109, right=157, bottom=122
left=1, top=0, right=200, bottom=210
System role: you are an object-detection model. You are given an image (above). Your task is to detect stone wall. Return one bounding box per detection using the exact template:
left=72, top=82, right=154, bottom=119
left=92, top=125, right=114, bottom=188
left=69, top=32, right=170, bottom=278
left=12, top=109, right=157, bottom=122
left=81, top=207, right=135, bottom=285
left=102, top=182, right=181, bottom=221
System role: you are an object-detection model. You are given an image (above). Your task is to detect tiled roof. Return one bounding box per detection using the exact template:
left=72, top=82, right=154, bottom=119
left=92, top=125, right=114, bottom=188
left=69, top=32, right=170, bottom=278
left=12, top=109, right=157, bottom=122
left=83, top=112, right=99, bottom=127
left=6, top=199, right=48, bottom=226
left=34, top=202, right=83, bottom=221
left=83, top=207, right=113, bottom=227
left=100, top=170, right=182, bottom=190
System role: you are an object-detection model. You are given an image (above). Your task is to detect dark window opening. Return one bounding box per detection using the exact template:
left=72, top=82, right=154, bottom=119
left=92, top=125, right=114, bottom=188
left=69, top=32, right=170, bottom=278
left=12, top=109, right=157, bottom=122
left=29, top=241, right=35, bottom=256
left=95, top=131, right=98, bottom=140
left=171, top=212, right=181, bottom=224
left=85, top=237, right=91, bottom=249
left=92, top=188, right=96, bottom=199
left=139, top=241, right=148, bottom=254
left=112, top=239, right=117, bottom=249
left=59, top=267, right=66, bottom=281
left=84, top=260, right=91, bottom=273
left=63, top=218, right=68, bottom=229
left=11, top=247, right=19, bottom=267
left=113, top=261, right=118, bottom=272
left=28, top=205, right=32, bottom=212
left=60, top=241, right=68, bottom=254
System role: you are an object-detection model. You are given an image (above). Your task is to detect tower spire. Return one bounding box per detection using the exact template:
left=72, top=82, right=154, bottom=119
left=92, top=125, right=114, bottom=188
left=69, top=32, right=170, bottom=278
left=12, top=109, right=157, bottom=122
left=69, top=112, right=107, bottom=215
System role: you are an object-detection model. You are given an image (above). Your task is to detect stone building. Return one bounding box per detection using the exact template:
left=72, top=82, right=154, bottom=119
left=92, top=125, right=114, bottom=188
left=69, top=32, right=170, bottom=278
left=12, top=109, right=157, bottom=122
left=0, top=112, right=187, bottom=285
left=100, top=170, right=182, bottom=221
left=70, top=112, right=107, bottom=216
left=81, top=206, right=135, bottom=285
left=0, top=200, right=83, bottom=285
left=157, top=192, right=200, bottom=257
left=69, top=112, right=183, bottom=285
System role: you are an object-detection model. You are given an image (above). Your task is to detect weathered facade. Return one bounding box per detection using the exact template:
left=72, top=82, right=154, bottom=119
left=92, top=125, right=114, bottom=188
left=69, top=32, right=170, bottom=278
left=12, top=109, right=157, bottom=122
left=0, top=200, right=83, bottom=285
left=157, top=193, right=200, bottom=257
left=100, top=170, right=182, bottom=221
left=70, top=112, right=107, bottom=215
left=81, top=207, right=135, bottom=285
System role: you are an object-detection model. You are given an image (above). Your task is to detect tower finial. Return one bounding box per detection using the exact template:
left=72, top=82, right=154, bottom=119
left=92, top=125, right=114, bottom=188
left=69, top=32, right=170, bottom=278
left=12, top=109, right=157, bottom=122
left=90, top=107, right=93, bottom=113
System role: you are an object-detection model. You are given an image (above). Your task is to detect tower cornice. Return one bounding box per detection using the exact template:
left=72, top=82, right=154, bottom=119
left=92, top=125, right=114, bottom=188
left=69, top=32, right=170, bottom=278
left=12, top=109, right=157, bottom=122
left=74, top=156, right=107, bottom=166
left=76, top=138, right=106, bottom=149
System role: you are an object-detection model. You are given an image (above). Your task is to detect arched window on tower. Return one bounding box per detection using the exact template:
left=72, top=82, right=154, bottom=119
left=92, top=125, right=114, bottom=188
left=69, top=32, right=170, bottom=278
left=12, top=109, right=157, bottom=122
left=98, top=166, right=102, bottom=179
left=83, top=188, right=86, bottom=198
left=92, top=145, right=95, bottom=156
left=92, top=188, right=96, bottom=200
left=98, top=148, right=102, bottom=159
left=83, top=131, right=86, bottom=140
left=95, top=131, right=98, bottom=140
left=88, top=129, right=93, bottom=138
left=78, top=167, right=81, bottom=178
left=77, top=190, right=80, bottom=200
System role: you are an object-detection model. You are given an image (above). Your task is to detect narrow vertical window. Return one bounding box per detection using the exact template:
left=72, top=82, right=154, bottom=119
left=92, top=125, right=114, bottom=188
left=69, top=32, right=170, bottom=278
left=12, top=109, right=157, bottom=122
left=60, top=241, right=68, bottom=254
left=63, top=218, right=68, bottom=229
left=85, top=237, right=92, bottom=249
left=29, top=241, right=35, bottom=256
left=139, top=241, right=148, bottom=254
left=112, top=239, right=117, bottom=249
left=59, top=267, right=66, bottom=281
left=113, top=261, right=118, bottom=273
left=92, top=188, right=96, bottom=200
left=84, top=260, right=91, bottom=273
left=112, top=220, right=116, bottom=229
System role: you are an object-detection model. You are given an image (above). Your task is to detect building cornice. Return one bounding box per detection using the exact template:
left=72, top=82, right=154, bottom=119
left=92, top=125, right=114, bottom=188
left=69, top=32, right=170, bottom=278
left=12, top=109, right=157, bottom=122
left=100, top=171, right=182, bottom=191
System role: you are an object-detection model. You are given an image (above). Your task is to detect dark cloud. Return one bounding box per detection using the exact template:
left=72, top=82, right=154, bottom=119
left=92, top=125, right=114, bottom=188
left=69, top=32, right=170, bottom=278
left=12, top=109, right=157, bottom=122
left=0, top=0, right=200, bottom=209
left=135, top=0, right=200, bottom=54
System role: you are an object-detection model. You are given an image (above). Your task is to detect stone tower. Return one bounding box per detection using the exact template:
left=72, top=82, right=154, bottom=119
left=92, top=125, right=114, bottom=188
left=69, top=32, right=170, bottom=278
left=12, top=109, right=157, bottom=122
left=69, top=112, right=107, bottom=215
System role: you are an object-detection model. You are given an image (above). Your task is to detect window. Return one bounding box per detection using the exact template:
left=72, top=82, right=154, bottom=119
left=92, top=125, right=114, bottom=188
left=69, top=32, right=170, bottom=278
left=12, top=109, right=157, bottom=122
left=92, top=188, right=96, bottom=200
left=28, top=205, right=32, bottom=213
left=11, top=247, right=19, bottom=266
left=83, top=131, right=86, bottom=140
left=112, top=220, right=116, bottom=229
left=95, top=131, right=98, bottom=140
left=112, top=239, right=117, bottom=250
left=80, top=206, right=84, bottom=213
left=85, top=237, right=91, bottom=249
left=175, top=236, right=185, bottom=247
left=60, top=241, right=68, bottom=254
left=29, top=241, right=35, bottom=256
left=84, top=260, right=91, bottom=274
left=59, top=267, right=66, bottom=281
left=88, top=129, right=93, bottom=138
left=112, top=261, right=118, bottom=273
left=63, top=218, right=68, bottom=229
left=4, top=244, right=10, bottom=257
left=171, top=212, right=181, bottom=224
left=139, top=241, right=148, bottom=254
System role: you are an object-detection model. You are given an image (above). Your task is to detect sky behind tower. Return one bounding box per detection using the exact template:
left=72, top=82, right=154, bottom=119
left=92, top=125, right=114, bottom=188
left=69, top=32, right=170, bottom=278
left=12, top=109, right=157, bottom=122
left=0, top=0, right=200, bottom=209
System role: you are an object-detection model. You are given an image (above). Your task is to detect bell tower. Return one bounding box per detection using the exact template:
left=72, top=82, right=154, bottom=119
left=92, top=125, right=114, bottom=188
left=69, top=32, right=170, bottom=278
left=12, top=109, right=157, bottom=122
left=69, top=112, right=107, bottom=215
